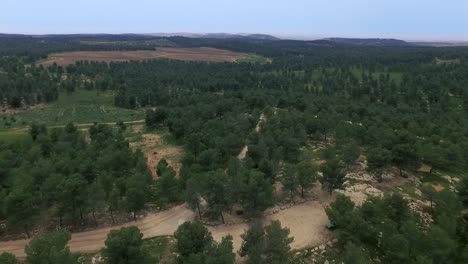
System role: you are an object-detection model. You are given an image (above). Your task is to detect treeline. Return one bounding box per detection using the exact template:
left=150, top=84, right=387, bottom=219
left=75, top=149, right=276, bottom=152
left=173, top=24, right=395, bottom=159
left=0, top=57, right=59, bottom=108
left=0, top=34, right=175, bottom=61
left=0, top=123, right=152, bottom=237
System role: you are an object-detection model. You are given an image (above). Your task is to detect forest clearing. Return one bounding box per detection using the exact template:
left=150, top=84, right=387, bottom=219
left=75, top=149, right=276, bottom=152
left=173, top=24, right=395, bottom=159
left=37, top=47, right=252, bottom=66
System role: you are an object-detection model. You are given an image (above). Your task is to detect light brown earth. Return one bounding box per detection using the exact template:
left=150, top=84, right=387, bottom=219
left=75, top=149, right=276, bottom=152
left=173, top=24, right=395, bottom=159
left=129, top=128, right=182, bottom=178
left=237, top=145, right=249, bottom=160
left=0, top=200, right=330, bottom=258
left=38, top=47, right=247, bottom=66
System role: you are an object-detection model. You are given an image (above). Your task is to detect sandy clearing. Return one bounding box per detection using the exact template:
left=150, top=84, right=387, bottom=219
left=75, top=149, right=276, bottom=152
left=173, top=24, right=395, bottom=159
left=268, top=201, right=331, bottom=249
left=38, top=47, right=247, bottom=66
left=0, top=200, right=330, bottom=258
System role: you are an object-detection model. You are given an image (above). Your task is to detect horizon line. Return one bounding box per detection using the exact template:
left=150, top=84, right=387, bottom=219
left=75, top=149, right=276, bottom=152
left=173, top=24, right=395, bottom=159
left=1, top=31, right=467, bottom=43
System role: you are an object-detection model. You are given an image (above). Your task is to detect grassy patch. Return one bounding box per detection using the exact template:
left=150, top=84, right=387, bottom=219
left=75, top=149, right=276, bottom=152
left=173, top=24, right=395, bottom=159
left=351, top=67, right=403, bottom=84
left=238, top=54, right=272, bottom=64
left=435, top=58, right=460, bottom=65
left=0, top=130, right=31, bottom=143
left=0, top=89, right=144, bottom=131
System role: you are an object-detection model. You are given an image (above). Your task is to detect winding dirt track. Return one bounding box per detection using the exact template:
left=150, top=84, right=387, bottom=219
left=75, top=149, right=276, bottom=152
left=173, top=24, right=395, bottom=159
left=0, top=200, right=330, bottom=258
left=0, top=204, right=194, bottom=258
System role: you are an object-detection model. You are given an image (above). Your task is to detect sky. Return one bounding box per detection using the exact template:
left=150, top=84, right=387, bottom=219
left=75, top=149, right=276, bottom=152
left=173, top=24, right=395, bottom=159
left=1, top=0, right=467, bottom=41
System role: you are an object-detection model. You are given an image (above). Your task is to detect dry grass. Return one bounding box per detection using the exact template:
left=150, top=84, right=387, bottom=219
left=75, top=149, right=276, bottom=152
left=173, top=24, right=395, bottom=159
left=38, top=47, right=247, bottom=66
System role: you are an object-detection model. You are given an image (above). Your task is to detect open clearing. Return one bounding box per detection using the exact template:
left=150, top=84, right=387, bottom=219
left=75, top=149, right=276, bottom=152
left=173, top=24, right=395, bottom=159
left=0, top=199, right=330, bottom=258
left=0, top=90, right=144, bottom=131
left=128, top=126, right=183, bottom=178
left=38, top=47, right=250, bottom=66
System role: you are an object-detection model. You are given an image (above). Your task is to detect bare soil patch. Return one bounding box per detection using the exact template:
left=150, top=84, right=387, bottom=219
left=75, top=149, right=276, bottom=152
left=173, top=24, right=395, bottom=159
left=431, top=183, right=445, bottom=192
left=129, top=132, right=182, bottom=178
left=38, top=47, right=247, bottom=66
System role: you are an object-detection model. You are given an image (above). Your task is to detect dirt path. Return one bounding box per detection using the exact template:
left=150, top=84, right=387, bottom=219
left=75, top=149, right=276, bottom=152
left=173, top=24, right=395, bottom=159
left=0, top=204, right=194, bottom=258
left=237, top=113, right=266, bottom=160
left=0, top=200, right=330, bottom=258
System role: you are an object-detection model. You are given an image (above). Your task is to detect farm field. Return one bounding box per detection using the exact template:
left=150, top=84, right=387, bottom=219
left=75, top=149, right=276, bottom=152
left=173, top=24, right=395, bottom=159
left=38, top=47, right=256, bottom=66
left=0, top=89, right=144, bottom=131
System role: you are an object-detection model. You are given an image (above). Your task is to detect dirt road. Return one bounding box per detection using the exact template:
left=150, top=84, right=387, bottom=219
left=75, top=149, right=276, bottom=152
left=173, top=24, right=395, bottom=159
left=0, top=204, right=194, bottom=258
left=0, top=200, right=330, bottom=258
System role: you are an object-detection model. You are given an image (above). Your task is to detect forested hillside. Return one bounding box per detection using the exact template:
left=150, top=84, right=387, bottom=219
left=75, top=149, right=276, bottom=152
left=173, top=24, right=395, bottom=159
left=1, top=35, right=468, bottom=263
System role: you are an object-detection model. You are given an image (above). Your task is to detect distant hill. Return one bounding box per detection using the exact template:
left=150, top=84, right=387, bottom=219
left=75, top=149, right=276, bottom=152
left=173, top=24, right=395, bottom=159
left=410, top=41, right=468, bottom=47
left=147, top=33, right=280, bottom=41
left=323, top=38, right=411, bottom=46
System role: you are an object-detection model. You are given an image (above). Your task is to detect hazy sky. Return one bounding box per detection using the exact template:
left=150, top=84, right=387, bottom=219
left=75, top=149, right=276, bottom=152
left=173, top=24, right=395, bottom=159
left=2, top=0, right=467, bottom=41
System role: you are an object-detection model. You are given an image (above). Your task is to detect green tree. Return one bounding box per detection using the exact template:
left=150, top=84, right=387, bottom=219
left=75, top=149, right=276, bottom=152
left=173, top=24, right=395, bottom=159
left=154, top=166, right=180, bottom=206
left=25, top=230, right=77, bottom=264
left=174, top=222, right=213, bottom=260
left=102, top=226, right=152, bottom=264
left=203, top=170, right=229, bottom=222
left=342, top=242, right=370, bottom=264
left=206, top=235, right=235, bottom=264
left=343, top=141, right=360, bottom=166
left=185, top=178, right=202, bottom=219
left=320, top=158, right=345, bottom=195
left=384, top=193, right=411, bottom=228
left=239, top=222, right=265, bottom=264
left=239, top=221, right=293, bottom=264
left=4, top=185, right=38, bottom=238
left=296, top=161, right=318, bottom=198
left=381, top=234, right=410, bottom=263
left=263, top=221, right=293, bottom=264
left=240, top=169, right=274, bottom=214
left=281, top=163, right=299, bottom=200
left=58, top=173, right=88, bottom=223
left=458, top=178, right=468, bottom=207
left=125, top=175, right=149, bottom=221
left=325, top=194, right=355, bottom=227
left=367, top=146, right=392, bottom=182
left=156, top=158, right=169, bottom=177
left=29, top=123, right=47, bottom=141
left=0, top=253, right=20, bottom=264
left=425, top=226, right=456, bottom=263
left=391, top=130, right=418, bottom=175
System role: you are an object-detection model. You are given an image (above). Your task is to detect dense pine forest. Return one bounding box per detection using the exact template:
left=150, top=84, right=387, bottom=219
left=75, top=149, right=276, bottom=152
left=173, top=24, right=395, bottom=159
left=0, top=35, right=468, bottom=263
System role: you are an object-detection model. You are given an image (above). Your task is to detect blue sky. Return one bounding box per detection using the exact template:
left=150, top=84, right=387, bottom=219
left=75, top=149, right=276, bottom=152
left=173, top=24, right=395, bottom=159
left=2, top=0, right=467, bottom=40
